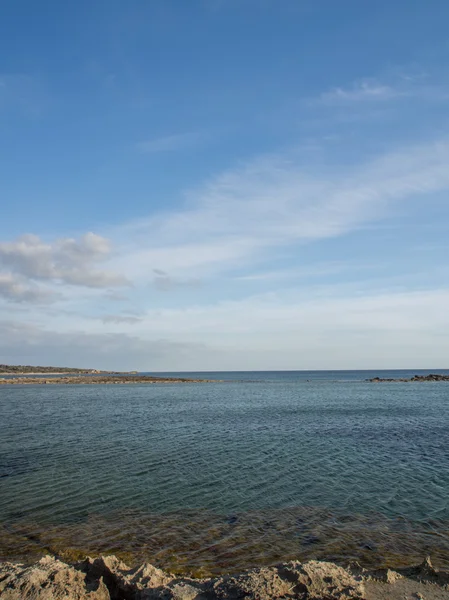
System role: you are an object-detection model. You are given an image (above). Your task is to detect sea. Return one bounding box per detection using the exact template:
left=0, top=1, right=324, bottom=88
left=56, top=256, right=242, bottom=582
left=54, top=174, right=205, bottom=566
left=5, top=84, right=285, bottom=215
left=1, top=369, right=449, bottom=575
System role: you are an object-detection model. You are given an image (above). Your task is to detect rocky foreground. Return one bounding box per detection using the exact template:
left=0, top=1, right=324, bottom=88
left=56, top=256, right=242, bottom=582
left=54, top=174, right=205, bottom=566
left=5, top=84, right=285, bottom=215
left=0, top=375, right=213, bottom=385
left=368, top=373, right=449, bottom=383
left=1, top=555, right=449, bottom=599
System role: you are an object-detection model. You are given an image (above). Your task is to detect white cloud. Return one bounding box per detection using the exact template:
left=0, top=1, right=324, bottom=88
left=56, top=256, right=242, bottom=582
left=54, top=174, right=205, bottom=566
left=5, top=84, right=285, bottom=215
left=0, top=273, right=57, bottom=304
left=0, top=232, right=130, bottom=293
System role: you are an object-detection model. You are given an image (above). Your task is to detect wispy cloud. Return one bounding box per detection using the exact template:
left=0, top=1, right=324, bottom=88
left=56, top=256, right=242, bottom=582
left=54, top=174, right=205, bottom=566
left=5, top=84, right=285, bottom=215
left=151, top=269, right=201, bottom=291
left=318, top=74, right=449, bottom=105
left=115, top=138, right=449, bottom=279
left=320, top=80, right=399, bottom=103
left=234, top=261, right=376, bottom=282
left=137, top=131, right=205, bottom=153
left=101, top=314, right=143, bottom=324
left=5, top=136, right=449, bottom=314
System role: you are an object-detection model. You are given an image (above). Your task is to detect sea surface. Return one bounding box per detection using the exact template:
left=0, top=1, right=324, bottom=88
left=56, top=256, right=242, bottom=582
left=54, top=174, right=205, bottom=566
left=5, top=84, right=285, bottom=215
left=1, top=370, right=449, bottom=575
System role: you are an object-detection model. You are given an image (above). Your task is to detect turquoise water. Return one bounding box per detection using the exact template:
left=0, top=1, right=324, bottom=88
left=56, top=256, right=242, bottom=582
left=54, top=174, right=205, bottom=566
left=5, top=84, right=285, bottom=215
left=1, top=370, right=449, bottom=573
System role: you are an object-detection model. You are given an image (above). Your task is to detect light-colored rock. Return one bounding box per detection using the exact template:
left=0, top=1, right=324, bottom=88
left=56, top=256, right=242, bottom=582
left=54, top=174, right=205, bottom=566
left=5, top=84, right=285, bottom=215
left=2, top=554, right=449, bottom=600
left=85, top=556, right=364, bottom=599
left=0, top=555, right=109, bottom=600
left=210, top=560, right=364, bottom=599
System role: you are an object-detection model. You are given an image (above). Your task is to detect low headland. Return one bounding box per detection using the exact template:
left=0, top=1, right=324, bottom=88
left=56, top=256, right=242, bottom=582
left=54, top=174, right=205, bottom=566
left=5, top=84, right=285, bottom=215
left=0, top=375, right=213, bottom=385
left=0, top=365, right=123, bottom=375
left=0, top=374, right=213, bottom=385
left=0, top=364, right=136, bottom=375
left=0, top=364, right=214, bottom=384
left=1, top=554, right=449, bottom=599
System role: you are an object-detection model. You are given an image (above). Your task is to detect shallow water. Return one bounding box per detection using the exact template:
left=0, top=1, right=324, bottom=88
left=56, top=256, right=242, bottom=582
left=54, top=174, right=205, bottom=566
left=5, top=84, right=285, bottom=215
left=1, top=370, right=449, bottom=574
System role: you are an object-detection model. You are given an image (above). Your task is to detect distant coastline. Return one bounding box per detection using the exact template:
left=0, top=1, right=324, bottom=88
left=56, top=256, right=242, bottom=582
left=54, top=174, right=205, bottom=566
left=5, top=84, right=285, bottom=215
left=0, top=364, right=216, bottom=384
left=0, top=374, right=214, bottom=385
left=0, top=364, right=136, bottom=375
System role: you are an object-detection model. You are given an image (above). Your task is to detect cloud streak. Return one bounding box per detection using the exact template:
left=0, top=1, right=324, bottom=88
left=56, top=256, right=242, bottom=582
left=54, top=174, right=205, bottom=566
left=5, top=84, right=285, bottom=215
left=318, top=74, right=449, bottom=106
left=101, top=314, right=143, bottom=324
left=320, top=80, right=399, bottom=103
left=137, top=132, right=205, bottom=153
left=116, top=139, right=449, bottom=279
left=152, top=269, right=201, bottom=291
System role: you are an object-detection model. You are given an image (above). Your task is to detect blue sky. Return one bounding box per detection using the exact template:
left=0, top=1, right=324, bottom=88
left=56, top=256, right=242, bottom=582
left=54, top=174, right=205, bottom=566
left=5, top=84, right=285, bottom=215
left=1, top=0, right=449, bottom=370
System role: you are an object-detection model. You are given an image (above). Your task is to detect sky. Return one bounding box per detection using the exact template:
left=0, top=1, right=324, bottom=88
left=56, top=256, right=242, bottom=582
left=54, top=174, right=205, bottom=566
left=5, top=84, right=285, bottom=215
left=1, top=0, right=449, bottom=371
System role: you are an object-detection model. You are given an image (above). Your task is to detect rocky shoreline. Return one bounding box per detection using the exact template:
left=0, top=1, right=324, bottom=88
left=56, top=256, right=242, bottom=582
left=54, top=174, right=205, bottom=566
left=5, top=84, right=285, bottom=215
left=0, top=375, right=214, bottom=385
left=368, top=373, right=449, bottom=383
left=1, top=554, right=449, bottom=599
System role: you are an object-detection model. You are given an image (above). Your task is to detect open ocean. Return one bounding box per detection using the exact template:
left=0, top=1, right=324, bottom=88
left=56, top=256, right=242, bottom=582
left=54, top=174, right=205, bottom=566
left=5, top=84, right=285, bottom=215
left=1, top=369, right=449, bottom=575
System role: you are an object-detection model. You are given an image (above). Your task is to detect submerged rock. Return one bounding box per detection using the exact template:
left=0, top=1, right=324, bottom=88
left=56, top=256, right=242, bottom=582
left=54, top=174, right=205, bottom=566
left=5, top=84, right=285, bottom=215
left=1, top=554, right=449, bottom=599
